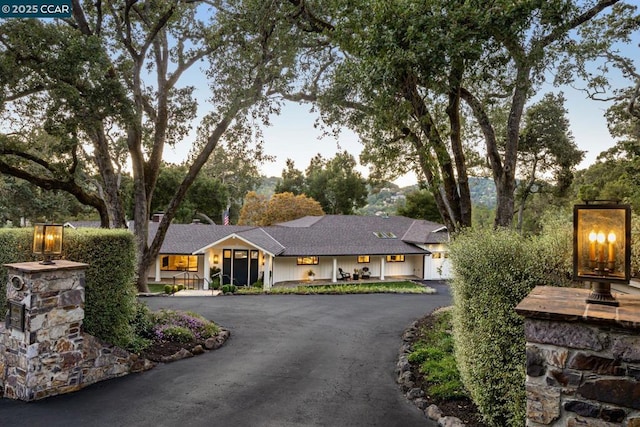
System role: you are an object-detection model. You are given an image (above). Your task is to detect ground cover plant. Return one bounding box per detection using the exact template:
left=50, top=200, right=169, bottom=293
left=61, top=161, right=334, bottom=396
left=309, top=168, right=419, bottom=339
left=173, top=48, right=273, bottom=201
left=409, top=309, right=486, bottom=426
left=235, top=281, right=434, bottom=295
left=409, top=309, right=466, bottom=400
left=129, top=302, right=221, bottom=361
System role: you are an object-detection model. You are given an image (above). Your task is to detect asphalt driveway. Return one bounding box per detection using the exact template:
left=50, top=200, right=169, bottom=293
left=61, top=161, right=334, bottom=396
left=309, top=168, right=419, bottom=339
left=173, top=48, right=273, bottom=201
left=0, top=286, right=451, bottom=427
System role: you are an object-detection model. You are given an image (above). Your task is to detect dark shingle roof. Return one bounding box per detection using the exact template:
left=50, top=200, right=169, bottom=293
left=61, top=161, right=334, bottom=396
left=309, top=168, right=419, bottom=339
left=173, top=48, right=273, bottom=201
left=260, top=215, right=446, bottom=256
left=148, top=223, right=254, bottom=254
left=140, top=215, right=448, bottom=256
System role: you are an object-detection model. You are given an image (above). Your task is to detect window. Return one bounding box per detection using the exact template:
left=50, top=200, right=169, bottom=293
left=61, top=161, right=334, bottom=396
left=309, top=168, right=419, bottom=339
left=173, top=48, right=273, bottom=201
left=386, top=255, right=405, bottom=262
left=432, top=253, right=442, bottom=259
left=160, top=255, right=199, bottom=271
left=357, top=256, right=370, bottom=263
left=297, top=256, right=319, bottom=265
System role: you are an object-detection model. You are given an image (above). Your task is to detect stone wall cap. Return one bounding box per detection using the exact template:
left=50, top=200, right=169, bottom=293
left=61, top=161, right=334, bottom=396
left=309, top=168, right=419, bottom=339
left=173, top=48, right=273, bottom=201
left=516, top=286, right=640, bottom=329
left=4, top=260, right=89, bottom=272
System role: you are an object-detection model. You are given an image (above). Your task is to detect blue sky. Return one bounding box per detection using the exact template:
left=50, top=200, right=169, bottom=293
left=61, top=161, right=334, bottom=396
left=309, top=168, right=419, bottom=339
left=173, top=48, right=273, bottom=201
left=166, top=82, right=629, bottom=188
left=164, top=13, right=639, bottom=189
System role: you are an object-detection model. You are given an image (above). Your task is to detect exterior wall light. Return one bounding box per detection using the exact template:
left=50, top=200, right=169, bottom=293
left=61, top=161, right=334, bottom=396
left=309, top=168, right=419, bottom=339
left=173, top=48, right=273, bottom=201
left=213, top=254, right=219, bottom=264
left=33, top=224, right=64, bottom=265
left=573, top=201, right=631, bottom=306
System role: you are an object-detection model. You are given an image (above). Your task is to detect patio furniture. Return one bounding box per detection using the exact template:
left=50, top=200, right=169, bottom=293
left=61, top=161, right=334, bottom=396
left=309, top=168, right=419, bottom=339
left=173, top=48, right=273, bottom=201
left=361, top=267, right=370, bottom=279
left=338, top=268, right=351, bottom=280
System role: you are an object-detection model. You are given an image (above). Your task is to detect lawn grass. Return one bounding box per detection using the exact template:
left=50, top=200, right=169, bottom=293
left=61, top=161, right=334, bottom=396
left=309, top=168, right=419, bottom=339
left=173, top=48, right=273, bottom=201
left=235, top=281, right=434, bottom=295
left=147, top=283, right=168, bottom=293
left=408, top=309, right=467, bottom=400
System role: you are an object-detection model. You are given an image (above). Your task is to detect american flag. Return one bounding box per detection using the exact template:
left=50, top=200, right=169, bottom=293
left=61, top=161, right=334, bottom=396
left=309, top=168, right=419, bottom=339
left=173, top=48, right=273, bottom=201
left=223, top=208, right=230, bottom=225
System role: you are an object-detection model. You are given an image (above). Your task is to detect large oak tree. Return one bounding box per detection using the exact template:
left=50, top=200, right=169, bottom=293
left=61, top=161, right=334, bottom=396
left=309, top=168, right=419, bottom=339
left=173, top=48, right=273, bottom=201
left=0, top=0, right=321, bottom=291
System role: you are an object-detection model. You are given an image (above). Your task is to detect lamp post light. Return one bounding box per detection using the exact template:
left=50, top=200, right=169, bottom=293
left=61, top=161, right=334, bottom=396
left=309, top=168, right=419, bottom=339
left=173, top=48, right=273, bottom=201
left=32, top=224, right=64, bottom=265
left=573, top=201, right=631, bottom=306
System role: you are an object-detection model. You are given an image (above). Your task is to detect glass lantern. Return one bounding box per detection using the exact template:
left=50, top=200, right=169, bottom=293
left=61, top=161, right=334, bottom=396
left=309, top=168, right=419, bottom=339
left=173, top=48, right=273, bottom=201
left=573, top=202, right=631, bottom=306
left=33, top=224, right=64, bottom=265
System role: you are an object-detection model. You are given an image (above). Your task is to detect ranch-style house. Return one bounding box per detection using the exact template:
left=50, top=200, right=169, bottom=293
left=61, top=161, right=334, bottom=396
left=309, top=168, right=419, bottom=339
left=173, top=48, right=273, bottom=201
left=139, top=214, right=451, bottom=288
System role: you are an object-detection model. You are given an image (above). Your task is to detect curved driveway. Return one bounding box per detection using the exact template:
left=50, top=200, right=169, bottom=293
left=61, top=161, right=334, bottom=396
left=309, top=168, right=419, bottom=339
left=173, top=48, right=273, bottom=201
left=1, top=286, right=451, bottom=427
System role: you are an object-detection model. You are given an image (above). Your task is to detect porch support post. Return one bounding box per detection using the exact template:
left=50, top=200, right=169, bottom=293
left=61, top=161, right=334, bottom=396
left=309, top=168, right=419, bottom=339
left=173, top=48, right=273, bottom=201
left=263, top=254, right=272, bottom=290
left=332, top=258, right=337, bottom=283
left=380, top=256, right=385, bottom=280
left=423, top=254, right=429, bottom=280
left=203, top=251, right=210, bottom=290
left=154, top=257, right=161, bottom=282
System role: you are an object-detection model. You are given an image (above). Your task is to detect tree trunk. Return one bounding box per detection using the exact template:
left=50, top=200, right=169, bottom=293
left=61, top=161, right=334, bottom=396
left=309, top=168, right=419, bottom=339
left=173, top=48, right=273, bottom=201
left=446, top=59, right=472, bottom=228
left=89, top=125, right=127, bottom=228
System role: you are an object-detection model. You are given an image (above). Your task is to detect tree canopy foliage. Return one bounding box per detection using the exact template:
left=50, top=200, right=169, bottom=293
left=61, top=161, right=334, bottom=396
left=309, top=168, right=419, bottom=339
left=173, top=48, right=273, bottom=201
left=275, top=151, right=368, bottom=214
left=238, top=191, right=324, bottom=226
left=0, top=0, right=321, bottom=291
left=286, top=0, right=637, bottom=230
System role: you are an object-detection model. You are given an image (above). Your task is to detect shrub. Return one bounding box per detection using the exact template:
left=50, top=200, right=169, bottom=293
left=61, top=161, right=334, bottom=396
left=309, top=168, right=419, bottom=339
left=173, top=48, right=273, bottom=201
left=221, top=284, right=237, bottom=294
left=152, top=310, right=220, bottom=342
left=449, top=228, right=540, bottom=427
left=164, top=284, right=173, bottom=294
left=177, top=284, right=184, bottom=291
left=155, top=325, right=195, bottom=343
left=130, top=301, right=154, bottom=339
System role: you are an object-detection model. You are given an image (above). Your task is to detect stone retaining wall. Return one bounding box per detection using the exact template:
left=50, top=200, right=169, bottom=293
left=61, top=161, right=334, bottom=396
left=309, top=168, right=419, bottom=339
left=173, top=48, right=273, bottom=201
left=1, top=261, right=152, bottom=401
left=517, top=286, right=640, bottom=426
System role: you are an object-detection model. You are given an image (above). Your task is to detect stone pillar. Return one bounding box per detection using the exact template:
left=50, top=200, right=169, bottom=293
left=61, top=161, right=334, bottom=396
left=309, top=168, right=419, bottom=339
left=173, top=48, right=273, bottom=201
left=516, top=286, right=640, bottom=426
left=2, top=260, right=88, bottom=401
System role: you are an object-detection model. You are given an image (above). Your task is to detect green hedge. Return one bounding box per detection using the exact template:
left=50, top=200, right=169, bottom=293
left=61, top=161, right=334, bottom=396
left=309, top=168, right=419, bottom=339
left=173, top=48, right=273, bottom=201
left=448, top=228, right=559, bottom=426
left=0, top=228, right=35, bottom=310
left=0, top=227, right=137, bottom=348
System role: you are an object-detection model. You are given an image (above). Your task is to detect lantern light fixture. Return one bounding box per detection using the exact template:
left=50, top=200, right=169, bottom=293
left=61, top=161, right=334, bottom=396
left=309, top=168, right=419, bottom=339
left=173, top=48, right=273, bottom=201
left=573, top=201, right=631, bottom=306
left=33, top=224, right=64, bottom=265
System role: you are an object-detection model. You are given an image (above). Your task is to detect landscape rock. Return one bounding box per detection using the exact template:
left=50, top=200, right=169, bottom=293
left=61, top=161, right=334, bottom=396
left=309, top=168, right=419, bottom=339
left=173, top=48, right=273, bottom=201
left=438, top=416, right=465, bottom=427
left=425, top=404, right=443, bottom=420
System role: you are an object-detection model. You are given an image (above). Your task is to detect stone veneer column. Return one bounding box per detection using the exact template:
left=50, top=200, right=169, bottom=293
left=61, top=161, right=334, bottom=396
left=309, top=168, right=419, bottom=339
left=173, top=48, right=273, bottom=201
left=516, top=286, right=640, bottom=426
left=2, top=260, right=87, bottom=401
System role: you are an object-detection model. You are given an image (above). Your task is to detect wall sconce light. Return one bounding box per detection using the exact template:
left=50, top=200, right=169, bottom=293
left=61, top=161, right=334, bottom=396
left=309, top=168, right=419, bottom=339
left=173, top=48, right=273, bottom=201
left=33, top=224, right=64, bottom=265
left=213, top=254, right=219, bottom=264
left=574, top=201, right=631, bottom=306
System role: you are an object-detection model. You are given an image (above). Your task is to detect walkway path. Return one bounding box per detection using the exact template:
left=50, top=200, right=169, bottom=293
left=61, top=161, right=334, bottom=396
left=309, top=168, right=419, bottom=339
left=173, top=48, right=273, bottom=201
left=0, top=289, right=451, bottom=426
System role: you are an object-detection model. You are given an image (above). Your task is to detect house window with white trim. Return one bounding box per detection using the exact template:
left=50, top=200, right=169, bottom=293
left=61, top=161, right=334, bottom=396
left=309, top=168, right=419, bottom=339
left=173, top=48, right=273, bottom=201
left=357, top=256, right=370, bottom=263
left=386, top=255, right=405, bottom=262
left=297, top=256, right=319, bottom=265
left=160, top=255, right=198, bottom=271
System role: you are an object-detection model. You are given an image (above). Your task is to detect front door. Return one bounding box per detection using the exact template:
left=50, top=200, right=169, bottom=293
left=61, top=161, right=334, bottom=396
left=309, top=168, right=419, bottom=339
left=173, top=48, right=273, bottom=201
left=233, top=250, right=249, bottom=286
left=250, top=250, right=259, bottom=285
left=222, top=249, right=232, bottom=285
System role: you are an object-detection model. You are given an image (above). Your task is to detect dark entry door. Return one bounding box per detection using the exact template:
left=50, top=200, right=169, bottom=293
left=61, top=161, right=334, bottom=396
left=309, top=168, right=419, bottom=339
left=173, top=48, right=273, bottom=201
left=250, top=250, right=259, bottom=285
left=233, top=250, right=249, bottom=286
left=222, top=249, right=232, bottom=285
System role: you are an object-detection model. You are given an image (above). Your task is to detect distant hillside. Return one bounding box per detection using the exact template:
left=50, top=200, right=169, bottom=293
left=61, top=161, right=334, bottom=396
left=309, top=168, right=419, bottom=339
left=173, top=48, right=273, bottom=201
left=255, top=176, right=496, bottom=213
left=469, top=177, right=496, bottom=207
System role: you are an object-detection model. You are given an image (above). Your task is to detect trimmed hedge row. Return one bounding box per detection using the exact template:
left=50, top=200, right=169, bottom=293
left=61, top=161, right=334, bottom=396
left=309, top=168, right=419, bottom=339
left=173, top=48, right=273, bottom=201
left=448, top=224, right=572, bottom=427
left=0, top=228, right=137, bottom=348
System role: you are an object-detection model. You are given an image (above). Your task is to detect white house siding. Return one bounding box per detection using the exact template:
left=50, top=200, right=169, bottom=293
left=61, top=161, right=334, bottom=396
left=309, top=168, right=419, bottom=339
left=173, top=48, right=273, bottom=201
left=421, top=243, right=452, bottom=280
left=271, top=255, right=424, bottom=284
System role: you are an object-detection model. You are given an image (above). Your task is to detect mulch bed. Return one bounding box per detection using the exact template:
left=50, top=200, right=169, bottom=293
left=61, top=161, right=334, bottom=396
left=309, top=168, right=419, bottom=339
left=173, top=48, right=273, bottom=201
left=138, top=340, right=204, bottom=362
left=410, top=312, right=487, bottom=427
